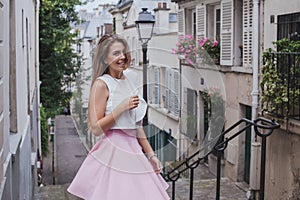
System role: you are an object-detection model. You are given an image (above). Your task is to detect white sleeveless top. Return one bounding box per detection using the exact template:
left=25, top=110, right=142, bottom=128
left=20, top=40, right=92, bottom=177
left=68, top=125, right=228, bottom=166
left=97, top=70, right=147, bottom=129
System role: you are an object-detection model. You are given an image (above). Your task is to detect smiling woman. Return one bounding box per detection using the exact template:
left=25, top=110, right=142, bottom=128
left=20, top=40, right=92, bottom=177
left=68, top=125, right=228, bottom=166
left=67, top=34, right=170, bottom=200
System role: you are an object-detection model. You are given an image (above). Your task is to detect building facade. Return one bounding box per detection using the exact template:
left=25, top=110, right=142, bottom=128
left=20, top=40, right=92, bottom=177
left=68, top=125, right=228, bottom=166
left=0, top=0, right=41, bottom=199
left=175, top=0, right=300, bottom=199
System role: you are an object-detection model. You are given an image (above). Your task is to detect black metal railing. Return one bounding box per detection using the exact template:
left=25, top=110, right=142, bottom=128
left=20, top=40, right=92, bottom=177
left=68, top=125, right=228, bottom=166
left=262, top=52, right=300, bottom=120
left=163, top=117, right=280, bottom=200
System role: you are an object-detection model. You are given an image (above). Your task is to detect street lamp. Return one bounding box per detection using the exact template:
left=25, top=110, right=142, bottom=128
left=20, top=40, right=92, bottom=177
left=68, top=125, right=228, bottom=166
left=135, top=8, right=155, bottom=126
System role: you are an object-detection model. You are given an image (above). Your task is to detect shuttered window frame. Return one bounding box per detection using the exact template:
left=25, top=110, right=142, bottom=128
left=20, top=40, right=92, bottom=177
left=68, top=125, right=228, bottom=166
left=178, top=8, right=185, bottom=36
left=196, top=4, right=206, bottom=41
left=243, top=0, right=253, bottom=68
left=220, top=0, right=234, bottom=66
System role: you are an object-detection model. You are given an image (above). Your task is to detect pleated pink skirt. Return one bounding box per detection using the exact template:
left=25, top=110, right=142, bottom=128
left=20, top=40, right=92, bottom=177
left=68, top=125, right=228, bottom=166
left=67, top=129, right=170, bottom=200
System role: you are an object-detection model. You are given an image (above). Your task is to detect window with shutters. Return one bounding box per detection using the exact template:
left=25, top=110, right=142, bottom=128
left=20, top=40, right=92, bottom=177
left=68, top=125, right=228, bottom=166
left=154, top=67, right=160, bottom=105
left=178, top=9, right=185, bottom=35
left=206, top=4, right=221, bottom=40
left=220, top=0, right=234, bottom=66
left=277, top=12, right=300, bottom=41
left=163, top=68, right=179, bottom=117
left=196, top=4, right=206, bottom=40
left=185, top=8, right=196, bottom=39
left=243, top=0, right=253, bottom=67
left=170, top=69, right=179, bottom=117
left=149, top=66, right=179, bottom=117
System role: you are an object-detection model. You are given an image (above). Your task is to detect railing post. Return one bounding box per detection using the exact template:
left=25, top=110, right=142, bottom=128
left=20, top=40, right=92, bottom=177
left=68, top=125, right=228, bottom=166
left=189, top=168, right=194, bottom=200
left=259, top=135, right=267, bottom=200
left=254, top=117, right=280, bottom=200
left=172, top=181, right=176, bottom=200
left=216, top=150, right=222, bottom=200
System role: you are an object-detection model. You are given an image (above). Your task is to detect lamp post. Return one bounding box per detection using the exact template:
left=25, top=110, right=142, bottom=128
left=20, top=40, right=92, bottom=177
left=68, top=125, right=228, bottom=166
left=135, top=8, right=155, bottom=127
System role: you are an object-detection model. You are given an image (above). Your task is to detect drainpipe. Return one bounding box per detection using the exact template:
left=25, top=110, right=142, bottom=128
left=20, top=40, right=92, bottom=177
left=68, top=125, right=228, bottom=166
left=251, top=0, right=260, bottom=143
left=249, top=0, right=261, bottom=199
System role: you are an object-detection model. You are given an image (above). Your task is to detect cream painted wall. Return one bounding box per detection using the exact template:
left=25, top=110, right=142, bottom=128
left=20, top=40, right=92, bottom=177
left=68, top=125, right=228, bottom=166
left=148, top=33, right=179, bottom=68
left=263, top=0, right=300, bottom=50
left=1, top=0, right=11, bottom=184
left=0, top=0, right=40, bottom=199
left=265, top=129, right=300, bottom=199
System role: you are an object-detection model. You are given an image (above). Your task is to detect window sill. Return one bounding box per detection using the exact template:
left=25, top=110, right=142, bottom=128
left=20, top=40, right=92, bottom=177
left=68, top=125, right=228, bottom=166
left=220, top=65, right=253, bottom=74
left=148, top=104, right=179, bottom=121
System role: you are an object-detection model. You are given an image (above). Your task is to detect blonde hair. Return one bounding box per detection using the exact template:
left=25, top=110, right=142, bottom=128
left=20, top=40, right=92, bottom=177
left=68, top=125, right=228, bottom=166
left=91, top=34, right=131, bottom=85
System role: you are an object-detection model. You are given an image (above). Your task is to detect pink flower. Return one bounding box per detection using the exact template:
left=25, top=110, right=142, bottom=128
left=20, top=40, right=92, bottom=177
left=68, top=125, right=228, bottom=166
left=186, top=35, right=193, bottom=39
left=213, top=40, right=218, bottom=47
left=186, top=57, right=193, bottom=65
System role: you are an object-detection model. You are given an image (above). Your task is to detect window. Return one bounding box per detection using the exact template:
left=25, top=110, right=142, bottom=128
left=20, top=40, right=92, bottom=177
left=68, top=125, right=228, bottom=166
left=215, top=7, right=221, bottom=38
left=149, top=66, right=179, bottom=117
left=207, top=4, right=221, bottom=40
left=186, top=88, right=197, bottom=140
left=278, top=12, right=300, bottom=41
left=169, top=13, right=177, bottom=23
left=185, top=8, right=196, bottom=39
left=163, top=68, right=179, bottom=117
left=193, top=10, right=196, bottom=40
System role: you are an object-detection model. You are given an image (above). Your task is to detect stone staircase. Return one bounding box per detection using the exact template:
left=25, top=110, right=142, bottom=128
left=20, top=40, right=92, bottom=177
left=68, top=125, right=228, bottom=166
left=34, top=184, right=80, bottom=200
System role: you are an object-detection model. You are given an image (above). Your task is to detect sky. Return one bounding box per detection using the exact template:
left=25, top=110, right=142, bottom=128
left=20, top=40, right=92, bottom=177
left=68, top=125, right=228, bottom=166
left=77, top=0, right=118, bottom=12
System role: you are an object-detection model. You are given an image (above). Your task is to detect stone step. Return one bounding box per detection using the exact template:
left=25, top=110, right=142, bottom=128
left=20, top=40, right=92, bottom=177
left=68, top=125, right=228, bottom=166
left=34, top=184, right=80, bottom=200
left=34, top=178, right=247, bottom=200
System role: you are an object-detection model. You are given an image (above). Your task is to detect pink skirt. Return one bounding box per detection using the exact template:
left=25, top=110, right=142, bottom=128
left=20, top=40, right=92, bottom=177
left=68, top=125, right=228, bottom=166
left=67, top=129, right=170, bottom=200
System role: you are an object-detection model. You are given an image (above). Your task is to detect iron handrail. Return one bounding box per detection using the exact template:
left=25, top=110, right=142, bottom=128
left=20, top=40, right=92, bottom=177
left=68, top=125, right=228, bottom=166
left=163, top=117, right=280, bottom=200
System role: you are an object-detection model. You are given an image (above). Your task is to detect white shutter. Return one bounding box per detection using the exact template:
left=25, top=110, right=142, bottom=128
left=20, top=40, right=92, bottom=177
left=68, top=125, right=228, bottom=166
left=178, top=9, right=185, bottom=36
left=171, top=70, right=180, bottom=117
left=165, top=68, right=170, bottom=111
left=220, top=0, right=234, bottom=66
left=154, top=67, right=160, bottom=105
left=196, top=4, right=206, bottom=41
left=243, top=0, right=253, bottom=67
left=148, top=66, right=152, bottom=104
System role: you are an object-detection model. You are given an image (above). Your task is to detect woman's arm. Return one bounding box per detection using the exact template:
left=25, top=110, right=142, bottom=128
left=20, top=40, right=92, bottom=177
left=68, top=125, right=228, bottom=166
left=88, top=79, right=139, bottom=136
left=137, top=127, right=162, bottom=174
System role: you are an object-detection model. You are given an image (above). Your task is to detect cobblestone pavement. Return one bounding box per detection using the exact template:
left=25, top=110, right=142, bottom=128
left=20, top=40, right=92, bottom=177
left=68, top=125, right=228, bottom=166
left=34, top=115, right=248, bottom=200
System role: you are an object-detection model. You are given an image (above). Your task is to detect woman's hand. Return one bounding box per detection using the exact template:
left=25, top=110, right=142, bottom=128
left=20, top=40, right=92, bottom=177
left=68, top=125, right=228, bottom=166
left=149, top=155, right=162, bottom=174
left=118, top=95, right=139, bottom=112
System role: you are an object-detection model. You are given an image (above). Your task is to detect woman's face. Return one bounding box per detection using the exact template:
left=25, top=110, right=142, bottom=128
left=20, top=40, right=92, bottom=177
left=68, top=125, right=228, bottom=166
left=106, top=41, right=127, bottom=74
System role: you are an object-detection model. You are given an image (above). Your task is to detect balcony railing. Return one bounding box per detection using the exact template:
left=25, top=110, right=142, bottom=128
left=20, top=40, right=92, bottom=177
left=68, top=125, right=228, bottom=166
left=262, top=52, right=300, bottom=120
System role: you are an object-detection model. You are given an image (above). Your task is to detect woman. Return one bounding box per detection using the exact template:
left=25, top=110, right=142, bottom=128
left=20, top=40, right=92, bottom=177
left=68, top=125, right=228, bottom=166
left=68, top=34, right=170, bottom=200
